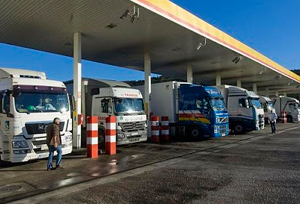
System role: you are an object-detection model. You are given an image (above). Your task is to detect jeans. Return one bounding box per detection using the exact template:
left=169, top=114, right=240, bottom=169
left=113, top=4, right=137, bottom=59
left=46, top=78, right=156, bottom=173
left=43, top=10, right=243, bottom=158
left=47, top=145, right=62, bottom=169
left=270, top=121, right=276, bottom=133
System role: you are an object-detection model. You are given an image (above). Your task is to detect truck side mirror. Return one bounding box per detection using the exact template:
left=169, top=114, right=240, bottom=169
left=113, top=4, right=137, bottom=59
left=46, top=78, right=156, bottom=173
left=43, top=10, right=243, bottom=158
left=69, top=94, right=75, bottom=111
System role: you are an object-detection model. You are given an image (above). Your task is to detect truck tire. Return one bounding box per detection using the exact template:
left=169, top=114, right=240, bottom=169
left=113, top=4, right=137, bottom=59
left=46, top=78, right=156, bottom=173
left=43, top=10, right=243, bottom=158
left=98, top=128, right=105, bottom=150
left=188, top=126, right=203, bottom=140
left=287, top=115, right=293, bottom=123
left=234, top=123, right=244, bottom=134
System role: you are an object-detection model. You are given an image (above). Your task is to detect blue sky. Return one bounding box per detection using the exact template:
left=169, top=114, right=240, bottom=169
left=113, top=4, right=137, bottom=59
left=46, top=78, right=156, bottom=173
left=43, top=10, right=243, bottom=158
left=0, top=0, right=299, bottom=81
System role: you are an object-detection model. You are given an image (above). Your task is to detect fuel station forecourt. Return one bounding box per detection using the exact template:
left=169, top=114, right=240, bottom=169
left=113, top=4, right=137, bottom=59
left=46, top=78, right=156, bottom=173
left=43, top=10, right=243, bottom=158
left=0, top=0, right=300, bottom=150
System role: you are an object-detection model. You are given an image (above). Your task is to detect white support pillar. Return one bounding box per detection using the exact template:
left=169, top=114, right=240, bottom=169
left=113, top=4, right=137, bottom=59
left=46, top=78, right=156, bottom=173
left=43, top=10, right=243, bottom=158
left=237, top=79, right=242, bottom=87
left=216, top=74, right=221, bottom=86
left=73, top=32, right=82, bottom=149
left=144, top=53, right=151, bottom=138
left=187, top=65, right=193, bottom=83
left=265, top=88, right=270, bottom=97
left=252, top=83, right=257, bottom=93
left=275, top=91, right=279, bottom=97
left=283, top=92, right=287, bottom=97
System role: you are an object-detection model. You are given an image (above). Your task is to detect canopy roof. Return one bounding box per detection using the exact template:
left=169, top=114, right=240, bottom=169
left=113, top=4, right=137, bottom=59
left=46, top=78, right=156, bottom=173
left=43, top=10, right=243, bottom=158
left=0, top=0, right=298, bottom=94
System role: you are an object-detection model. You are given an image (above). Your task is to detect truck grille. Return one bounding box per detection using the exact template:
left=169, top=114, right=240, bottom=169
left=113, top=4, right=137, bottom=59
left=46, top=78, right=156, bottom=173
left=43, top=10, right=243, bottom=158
left=119, top=121, right=146, bottom=132
left=219, top=125, right=227, bottom=134
left=25, top=122, right=64, bottom=134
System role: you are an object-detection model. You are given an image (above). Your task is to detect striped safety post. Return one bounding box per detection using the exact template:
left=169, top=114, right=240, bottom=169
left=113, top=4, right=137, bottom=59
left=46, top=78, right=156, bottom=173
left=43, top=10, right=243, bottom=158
left=86, top=116, right=98, bottom=158
left=105, top=116, right=117, bottom=155
left=151, top=116, right=160, bottom=143
left=281, top=111, right=287, bottom=123
left=161, top=116, right=169, bottom=142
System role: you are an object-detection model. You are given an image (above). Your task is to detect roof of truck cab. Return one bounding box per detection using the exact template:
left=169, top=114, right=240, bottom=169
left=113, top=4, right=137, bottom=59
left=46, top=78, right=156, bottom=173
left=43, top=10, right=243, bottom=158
left=64, top=78, right=131, bottom=88
left=0, top=68, right=46, bottom=79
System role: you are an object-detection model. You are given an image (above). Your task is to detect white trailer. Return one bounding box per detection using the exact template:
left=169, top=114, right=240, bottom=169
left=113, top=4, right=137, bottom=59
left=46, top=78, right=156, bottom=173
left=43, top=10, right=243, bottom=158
left=0, top=68, right=72, bottom=163
left=215, top=85, right=264, bottom=134
left=273, top=96, right=300, bottom=122
left=259, top=95, right=276, bottom=124
left=65, top=78, right=147, bottom=146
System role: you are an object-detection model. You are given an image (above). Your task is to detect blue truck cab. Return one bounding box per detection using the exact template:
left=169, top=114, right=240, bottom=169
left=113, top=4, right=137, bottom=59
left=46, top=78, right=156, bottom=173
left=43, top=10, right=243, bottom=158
left=178, top=84, right=229, bottom=138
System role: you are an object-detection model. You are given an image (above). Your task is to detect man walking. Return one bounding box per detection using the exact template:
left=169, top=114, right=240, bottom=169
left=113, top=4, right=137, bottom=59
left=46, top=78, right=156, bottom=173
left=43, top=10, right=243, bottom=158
left=46, top=117, right=62, bottom=170
left=269, top=110, right=277, bottom=133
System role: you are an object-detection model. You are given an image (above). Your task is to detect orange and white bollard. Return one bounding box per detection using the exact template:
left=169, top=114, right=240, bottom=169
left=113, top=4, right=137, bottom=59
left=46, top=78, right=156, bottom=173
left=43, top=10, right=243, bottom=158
left=161, top=116, right=169, bottom=142
left=151, top=116, right=160, bottom=143
left=86, top=116, right=98, bottom=158
left=281, top=111, right=287, bottom=123
left=105, top=116, right=117, bottom=155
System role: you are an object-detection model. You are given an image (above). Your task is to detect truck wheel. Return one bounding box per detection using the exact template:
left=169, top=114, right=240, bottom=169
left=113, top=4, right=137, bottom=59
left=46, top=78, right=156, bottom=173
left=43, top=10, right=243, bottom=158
left=188, top=126, right=203, bottom=140
left=98, top=128, right=105, bottom=149
left=287, top=115, right=293, bottom=123
left=234, top=123, right=244, bottom=134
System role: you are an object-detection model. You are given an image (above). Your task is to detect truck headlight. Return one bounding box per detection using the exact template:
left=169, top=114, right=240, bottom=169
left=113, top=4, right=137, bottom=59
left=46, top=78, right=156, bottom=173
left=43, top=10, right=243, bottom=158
left=214, top=125, right=218, bottom=133
left=12, top=141, right=29, bottom=148
left=117, top=132, right=125, bottom=140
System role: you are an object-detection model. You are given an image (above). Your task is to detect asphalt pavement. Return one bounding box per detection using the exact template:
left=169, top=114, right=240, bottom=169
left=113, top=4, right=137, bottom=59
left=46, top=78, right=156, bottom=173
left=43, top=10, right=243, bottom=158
left=1, top=122, right=300, bottom=204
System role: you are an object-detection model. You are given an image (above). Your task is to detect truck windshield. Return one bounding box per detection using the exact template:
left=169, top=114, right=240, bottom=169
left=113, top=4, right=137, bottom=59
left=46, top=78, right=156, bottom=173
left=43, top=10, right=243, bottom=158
left=267, top=102, right=274, bottom=109
left=114, top=98, right=144, bottom=114
left=209, top=98, right=226, bottom=111
left=15, top=92, right=69, bottom=113
left=250, top=99, right=262, bottom=109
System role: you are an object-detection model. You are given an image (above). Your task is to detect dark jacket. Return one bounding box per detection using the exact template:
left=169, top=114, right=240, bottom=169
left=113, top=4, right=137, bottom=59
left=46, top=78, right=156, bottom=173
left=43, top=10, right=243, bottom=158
left=46, top=123, right=61, bottom=146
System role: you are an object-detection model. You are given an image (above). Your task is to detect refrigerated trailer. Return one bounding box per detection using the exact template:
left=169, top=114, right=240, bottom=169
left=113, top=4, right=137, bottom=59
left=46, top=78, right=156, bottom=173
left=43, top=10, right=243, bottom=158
left=215, top=85, right=264, bottom=134
left=0, top=68, right=72, bottom=163
left=65, top=78, right=148, bottom=146
left=273, top=96, right=300, bottom=122
left=136, top=81, right=229, bottom=139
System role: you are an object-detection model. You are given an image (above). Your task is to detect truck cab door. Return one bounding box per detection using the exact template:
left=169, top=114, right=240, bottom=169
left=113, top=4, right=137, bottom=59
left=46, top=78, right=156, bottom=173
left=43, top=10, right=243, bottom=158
left=92, top=97, right=112, bottom=127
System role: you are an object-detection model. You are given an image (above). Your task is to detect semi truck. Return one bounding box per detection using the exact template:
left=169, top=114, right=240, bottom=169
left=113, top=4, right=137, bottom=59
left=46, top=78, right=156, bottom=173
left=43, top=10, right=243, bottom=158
left=0, top=68, right=72, bottom=163
left=259, top=95, right=276, bottom=124
left=215, top=85, right=264, bottom=134
left=273, top=96, right=300, bottom=122
left=65, top=78, right=148, bottom=147
left=136, top=81, right=229, bottom=139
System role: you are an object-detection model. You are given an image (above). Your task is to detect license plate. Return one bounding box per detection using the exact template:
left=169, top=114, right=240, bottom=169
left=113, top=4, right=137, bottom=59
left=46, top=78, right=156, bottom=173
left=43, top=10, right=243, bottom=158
left=41, top=144, right=48, bottom=150
left=38, top=152, right=49, bottom=159
left=131, top=132, right=139, bottom=136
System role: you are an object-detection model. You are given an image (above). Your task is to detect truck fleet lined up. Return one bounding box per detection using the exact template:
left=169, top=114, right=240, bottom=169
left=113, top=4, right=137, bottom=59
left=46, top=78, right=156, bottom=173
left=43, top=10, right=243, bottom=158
left=0, top=68, right=298, bottom=163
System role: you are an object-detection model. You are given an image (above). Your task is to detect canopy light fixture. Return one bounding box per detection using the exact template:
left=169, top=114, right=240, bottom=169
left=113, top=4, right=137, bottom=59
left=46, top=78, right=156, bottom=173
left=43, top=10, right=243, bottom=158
left=120, top=6, right=140, bottom=23
left=196, top=38, right=207, bottom=50
left=232, top=55, right=242, bottom=64
left=274, top=75, right=281, bottom=80
left=259, top=67, right=267, bottom=75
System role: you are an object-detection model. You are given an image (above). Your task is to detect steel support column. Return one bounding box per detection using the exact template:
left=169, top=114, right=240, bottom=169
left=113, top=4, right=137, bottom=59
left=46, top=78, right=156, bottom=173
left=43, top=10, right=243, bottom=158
left=144, top=53, right=151, bottom=138
left=252, top=83, right=257, bottom=93
left=73, top=32, right=82, bottom=149
left=216, top=74, right=221, bottom=86
left=237, top=79, right=242, bottom=87
left=187, top=65, right=193, bottom=83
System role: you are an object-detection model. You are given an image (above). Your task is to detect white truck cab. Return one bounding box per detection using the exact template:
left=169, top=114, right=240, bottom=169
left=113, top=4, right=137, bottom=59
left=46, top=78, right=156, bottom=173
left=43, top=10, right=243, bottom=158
left=216, top=85, right=264, bottom=134
left=273, top=96, right=300, bottom=122
left=0, top=68, right=72, bottom=163
left=65, top=78, right=147, bottom=146
left=259, top=95, right=276, bottom=124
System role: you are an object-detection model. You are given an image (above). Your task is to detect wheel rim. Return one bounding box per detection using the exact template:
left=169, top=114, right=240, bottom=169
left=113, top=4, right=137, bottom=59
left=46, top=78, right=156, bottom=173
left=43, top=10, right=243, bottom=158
left=235, top=125, right=243, bottom=133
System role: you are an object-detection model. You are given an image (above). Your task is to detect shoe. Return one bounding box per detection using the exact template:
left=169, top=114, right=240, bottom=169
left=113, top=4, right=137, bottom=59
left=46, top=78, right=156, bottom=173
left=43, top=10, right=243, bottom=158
left=47, top=167, right=56, bottom=171
left=55, top=165, right=61, bottom=169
